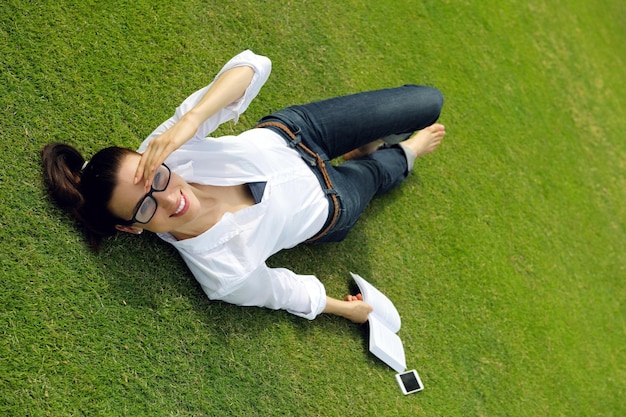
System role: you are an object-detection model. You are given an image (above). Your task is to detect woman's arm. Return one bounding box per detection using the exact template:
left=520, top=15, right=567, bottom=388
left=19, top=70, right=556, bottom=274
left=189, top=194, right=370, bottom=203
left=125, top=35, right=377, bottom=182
left=135, top=65, right=255, bottom=188
left=191, top=261, right=373, bottom=322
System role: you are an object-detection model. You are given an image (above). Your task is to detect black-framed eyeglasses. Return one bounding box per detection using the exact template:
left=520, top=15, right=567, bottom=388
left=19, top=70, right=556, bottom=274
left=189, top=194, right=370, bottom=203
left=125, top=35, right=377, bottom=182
left=119, top=164, right=171, bottom=225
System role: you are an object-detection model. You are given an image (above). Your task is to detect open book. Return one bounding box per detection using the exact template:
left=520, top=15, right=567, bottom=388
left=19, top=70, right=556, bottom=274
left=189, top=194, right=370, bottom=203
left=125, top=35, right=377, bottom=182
left=351, top=272, right=406, bottom=372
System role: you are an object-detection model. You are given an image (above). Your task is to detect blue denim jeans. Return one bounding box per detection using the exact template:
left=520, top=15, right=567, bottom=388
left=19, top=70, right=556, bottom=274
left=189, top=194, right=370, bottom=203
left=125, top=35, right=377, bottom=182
left=257, top=84, right=443, bottom=243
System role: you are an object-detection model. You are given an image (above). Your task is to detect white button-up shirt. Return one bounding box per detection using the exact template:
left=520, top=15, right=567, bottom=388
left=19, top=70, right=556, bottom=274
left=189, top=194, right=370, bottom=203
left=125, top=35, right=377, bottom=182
left=138, top=50, right=329, bottom=319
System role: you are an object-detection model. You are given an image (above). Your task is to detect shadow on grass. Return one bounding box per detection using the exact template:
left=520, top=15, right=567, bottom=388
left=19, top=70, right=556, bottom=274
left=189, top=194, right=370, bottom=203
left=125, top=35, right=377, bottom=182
left=96, top=228, right=373, bottom=336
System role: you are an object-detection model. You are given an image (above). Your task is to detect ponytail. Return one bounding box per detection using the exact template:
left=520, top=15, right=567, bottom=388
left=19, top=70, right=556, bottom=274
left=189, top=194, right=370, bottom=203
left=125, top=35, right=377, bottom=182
left=41, top=143, right=86, bottom=209
left=41, top=143, right=135, bottom=251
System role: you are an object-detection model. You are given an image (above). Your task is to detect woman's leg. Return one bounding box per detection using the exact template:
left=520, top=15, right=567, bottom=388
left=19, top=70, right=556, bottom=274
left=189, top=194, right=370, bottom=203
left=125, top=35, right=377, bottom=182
left=314, top=124, right=445, bottom=243
left=257, top=84, right=444, bottom=243
left=277, top=84, right=443, bottom=159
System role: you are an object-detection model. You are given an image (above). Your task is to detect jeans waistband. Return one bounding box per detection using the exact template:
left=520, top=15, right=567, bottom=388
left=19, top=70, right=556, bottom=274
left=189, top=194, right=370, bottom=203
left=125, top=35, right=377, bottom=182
left=255, top=121, right=338, bottom=243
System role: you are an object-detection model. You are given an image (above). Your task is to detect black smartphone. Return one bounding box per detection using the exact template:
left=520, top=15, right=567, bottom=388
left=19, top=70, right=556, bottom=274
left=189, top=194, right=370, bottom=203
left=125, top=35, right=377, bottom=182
left=395, top=370, right=424, bottom=395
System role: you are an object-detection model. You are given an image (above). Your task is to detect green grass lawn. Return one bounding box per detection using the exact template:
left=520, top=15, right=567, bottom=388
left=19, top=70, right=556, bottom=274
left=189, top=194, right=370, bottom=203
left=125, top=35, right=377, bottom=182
left=1, top=0, right=625, bottom=415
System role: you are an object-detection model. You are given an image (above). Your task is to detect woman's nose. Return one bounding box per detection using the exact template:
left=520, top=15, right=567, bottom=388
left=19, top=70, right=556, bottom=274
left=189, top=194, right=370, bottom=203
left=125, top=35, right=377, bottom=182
left=154, top=188, right=178, bottom=210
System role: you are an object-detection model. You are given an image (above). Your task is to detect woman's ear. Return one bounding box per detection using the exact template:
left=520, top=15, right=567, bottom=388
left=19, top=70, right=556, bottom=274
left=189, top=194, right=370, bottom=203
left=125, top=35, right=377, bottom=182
left=115, top=224, right=144, bottom=235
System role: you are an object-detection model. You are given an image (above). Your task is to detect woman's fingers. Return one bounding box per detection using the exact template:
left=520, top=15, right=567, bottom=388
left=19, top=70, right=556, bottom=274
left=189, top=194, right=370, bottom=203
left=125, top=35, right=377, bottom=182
left=134, top=139, right=172, bottom=190
left=135, top=118, right=197, bottom=189
left=134, top=152, right=151, bottom=186
left=135, top=149, right=158, bottom=190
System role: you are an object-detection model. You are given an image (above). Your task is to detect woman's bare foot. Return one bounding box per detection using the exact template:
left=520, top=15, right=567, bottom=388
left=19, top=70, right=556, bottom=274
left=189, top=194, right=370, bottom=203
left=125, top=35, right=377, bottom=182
left=343, top=124, right=445, bottom=160
left=402, top=123, right=446, bottom=157
left=342, top=139, right=385, bottom=160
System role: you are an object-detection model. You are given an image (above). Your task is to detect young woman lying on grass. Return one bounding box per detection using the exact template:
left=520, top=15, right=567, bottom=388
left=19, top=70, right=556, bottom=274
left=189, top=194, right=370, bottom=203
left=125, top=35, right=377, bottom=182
left=42, top=50, right=445, bottom=323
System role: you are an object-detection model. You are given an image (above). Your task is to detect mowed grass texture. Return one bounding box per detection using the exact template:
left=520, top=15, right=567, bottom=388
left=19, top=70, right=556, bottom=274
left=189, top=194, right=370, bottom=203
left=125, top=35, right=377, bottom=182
left=1, top=0, right=624, bottom=415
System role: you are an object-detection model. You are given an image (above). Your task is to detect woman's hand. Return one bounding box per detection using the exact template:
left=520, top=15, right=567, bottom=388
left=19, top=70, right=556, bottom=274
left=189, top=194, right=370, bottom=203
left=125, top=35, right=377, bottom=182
left=134, top=115, right=200, bottom=190
left=323, top=294, right=373, bottom=323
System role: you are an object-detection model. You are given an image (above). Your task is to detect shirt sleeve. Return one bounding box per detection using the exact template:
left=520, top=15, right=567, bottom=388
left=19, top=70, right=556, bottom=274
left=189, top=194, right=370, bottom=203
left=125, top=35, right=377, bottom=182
left=198, top=263, right=328, bottom=320
left=138, top=50, right=272, bottom=152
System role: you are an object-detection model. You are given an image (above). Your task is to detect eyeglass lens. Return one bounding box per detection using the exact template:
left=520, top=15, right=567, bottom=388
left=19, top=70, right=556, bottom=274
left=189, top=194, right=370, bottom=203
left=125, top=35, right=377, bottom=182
left=133, top=165, right=170, bottom=223
left=152, top=166, right=170, bottom=191
left=135, top=197, right=157, bottom=223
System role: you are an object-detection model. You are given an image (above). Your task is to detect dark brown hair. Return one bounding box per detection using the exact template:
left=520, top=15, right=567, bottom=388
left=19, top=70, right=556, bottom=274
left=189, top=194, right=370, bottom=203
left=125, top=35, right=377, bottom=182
left=41, top=143, right=136, bottom=250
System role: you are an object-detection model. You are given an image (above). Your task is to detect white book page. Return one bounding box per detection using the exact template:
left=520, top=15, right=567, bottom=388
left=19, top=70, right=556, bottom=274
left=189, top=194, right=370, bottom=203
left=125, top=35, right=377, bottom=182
left=368, top=315, right=406, bottom=372
left=350, top=272, right=401, bottom=333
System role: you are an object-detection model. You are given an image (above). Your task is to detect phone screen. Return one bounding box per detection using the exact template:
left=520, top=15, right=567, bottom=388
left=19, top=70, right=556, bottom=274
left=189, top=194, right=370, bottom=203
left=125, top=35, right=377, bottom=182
left=396, top=370, right=424, bottom=394
left=400, top=372, right=421, bottom=392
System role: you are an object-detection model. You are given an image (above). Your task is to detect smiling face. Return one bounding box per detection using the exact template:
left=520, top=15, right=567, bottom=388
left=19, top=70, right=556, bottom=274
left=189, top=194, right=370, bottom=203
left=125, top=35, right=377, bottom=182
left=108, top=154, right=200, bottom=234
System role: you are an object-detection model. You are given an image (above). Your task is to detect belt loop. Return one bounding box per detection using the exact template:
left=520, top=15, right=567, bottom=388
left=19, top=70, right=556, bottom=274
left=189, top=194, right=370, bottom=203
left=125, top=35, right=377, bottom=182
left=289, top=134, right=302, bottom=147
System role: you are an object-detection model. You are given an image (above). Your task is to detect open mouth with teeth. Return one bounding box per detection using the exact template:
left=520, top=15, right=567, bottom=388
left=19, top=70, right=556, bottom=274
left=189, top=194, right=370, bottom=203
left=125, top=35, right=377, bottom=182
left=171, top=192, right=189, bottom=217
